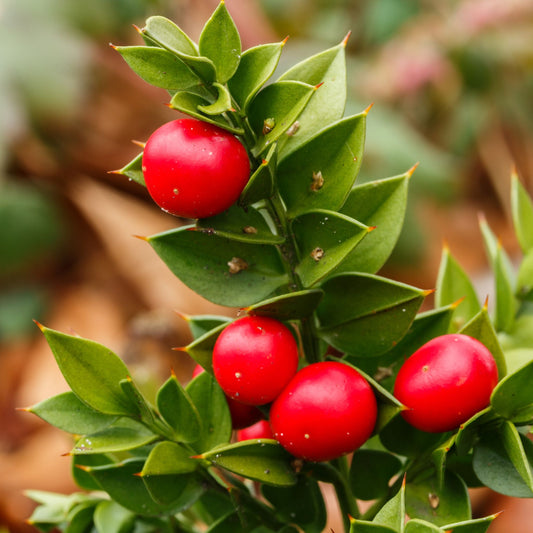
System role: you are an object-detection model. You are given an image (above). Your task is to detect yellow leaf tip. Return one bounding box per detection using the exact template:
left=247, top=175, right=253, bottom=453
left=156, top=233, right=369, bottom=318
left=33, top=319, right=45, bottom=332
left=132, top=234, right=149, bottom=242
left=131, top=139, right=146, bottom=149
left=363, top=102, right=374, bottom=115
left=407, top=161, right=420, bottom=178
left=342, top=31, right=352, bottom=47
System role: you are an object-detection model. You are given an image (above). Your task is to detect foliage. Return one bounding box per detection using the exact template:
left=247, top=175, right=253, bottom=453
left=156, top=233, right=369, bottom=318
left=25, top=3, right=533, bottom=532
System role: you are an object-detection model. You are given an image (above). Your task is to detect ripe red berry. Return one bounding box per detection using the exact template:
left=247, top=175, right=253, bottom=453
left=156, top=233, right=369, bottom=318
left=237, top=420, right=273, bottom=442
left=142, top=118, right=250, bottom=219
left=191, top=364, right=262, bottom=429
left=212, top=316, right=299, bottom=406
left=270, top=361, right=377, bottom=462
left=393, top=334, right=498, bottom=433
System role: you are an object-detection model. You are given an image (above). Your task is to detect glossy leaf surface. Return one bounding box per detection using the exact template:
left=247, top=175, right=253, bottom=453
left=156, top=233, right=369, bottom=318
left=113, top=152, right=145, bottom=187
left=245, top=289, right=323, bottom=320
left=181, top=322, right=227, bottom=374
left=93, top=500, right=135, bottom=533
left=147, top=226, right=288, bottom=307
left=374, top=479, right=405, bottom=532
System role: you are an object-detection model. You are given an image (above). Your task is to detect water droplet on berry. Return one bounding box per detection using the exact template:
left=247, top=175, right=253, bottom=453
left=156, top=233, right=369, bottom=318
left=235, top=372, right=242, bottom=379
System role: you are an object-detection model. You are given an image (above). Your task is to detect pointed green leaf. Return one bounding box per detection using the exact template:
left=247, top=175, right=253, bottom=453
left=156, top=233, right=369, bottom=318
left=73, top=454, right=115, bottom=491
left=248, top=81, right=316, bottom=156
left=404, top=520, right=443, bottom=533
left=146, top=225, right=288, bottom=307
left=491, top=358, right=533, bottom=423
left=479, top=217, right=516, bottom=332
left=181, top=321, right=227, bottom=374
left=501, top=420, right=533, bottom=492
left=339, top=170, right=411, bottom=274
left=186, top=371, right=232, bottom=453
left=454, top=407, right=496, bottom=456
left=71, top=419, right=156, bottom=455
left=197, top=83, right=233, bottom=115
left=93, top=500, right=135, bottom=533
left=405, top=471, right=471, bottom=527
left=459, top=305, right=507, bottom=379
left=435, top=246, right=481, bottom=331
left=113, top=152, right=145, bottom=187
left=39, top=325, right=138, bottom=417
left=181, top=314, right=231, bottom=341
left=374, top=479, right=405, bottom=532
left=202, top=440, right=297, bottom=486
left=119, top=377, right=158, bottom=429
left=316, top=273, right=426, bottom=357
left=511, top=172, right=533, bottom=254
left=473, top=425, right=533, bottom=497
left=25, top=391, right=117, bottom=435
left=228, top=41, right=285, bottom=111
left=238, top=142, right=277, bottom=206
left=196, top=204, right=284, bottom=245
left=262, top=475, right=326, bottom=533
left=114, top=46, right=200, bottom=90
left=86, top=458, right=191, bottom=516
left=442, top=514, right=499, bottom=533
left=169, top=91, right=243, bottom=135
left=278, top=39, right=347, bottom=157
left=245, top=289, right=324, bottom=320
left=349, top=449, right=403, bottom=501
left=144, top=470, right=203, bottom=510
left=517, top=248, right=533, bottom=300
left=291, top=209, right=370, bottom=287
left=142, top=16, right=217, bottom=83
left=156, top=374, right=201, bottom=442
left=349, top=519, right=397, bottom=533
left=198, top=1, right=241, bottom=83
left=142, top=441, right=197, bottom=476
left=65, top=501, right=96, bottom=533
left=277, top=113, right=366, bottom=217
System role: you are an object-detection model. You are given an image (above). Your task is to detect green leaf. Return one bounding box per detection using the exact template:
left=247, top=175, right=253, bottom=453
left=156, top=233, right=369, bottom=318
left=435, top=246, right=481, bottom=331
left=140, top=442, right=202, bottom=507
left=198, top=1, right=241, bottom=83
left=511, top=171, right=533, bottom=254
left=278, top=39, right=347, bottom=157
left=202, top=440, right=297, bottom=486
left=405, top=471, right=471, bottom=527
left=491, top=358, right=533, bottom=423
left=349, top=520, right=397, bottom=533
left=142, top=16, right=217, bottom=83
left=186, top=371, right=232, bottom=453
left=277, top=112, right=367, bottom=217
left=459, top=305, right=507, bottom=379
left=291, top=209, right=370, bottom=287
left=156, top=374, right=201, bottom=442
left=38, top=325, right=138, bottom=417
left=25, top=391, right=117, bottom=435
left=147, top=225, right=288, bottom=307
left=349, top=449, right=403, bottom=501
left=181, top=322, right=227, bottom=374
left=338, top=170, right=411, bottom=274
left=93, top=500, right=135, bottom=533
left=85, top=458, right=191, bottom=516
left=454, top=407, right=496, bottom=456
left=72, top=454, right=115, bottom=491
left=112, top=152, right=145, bottom=187
left=206, top=510, right=261, bottom=533
left=517, top=248, right=533, bottom=300
left=479, top=216, right=516, bottom=332
left=404, top=520, right=443, bottom=533
left=114, top=45, right=200, bottom=90
left=248, top=81, right=317, bottom=156
left=238, top=143, right=277, bottom=206
left=316, top=273, right=426, bottom=357
left=197, top=82, right=233, bottom=115
left=245, top=289, right=324, bottom=320
left=180, top=313, right=231, bottom=341
left=169, top=91, right=243, bottom=135
left=196, top=204, right=284, bottom=245
left=473, top=424, right=533, bottom=497
left=442, top=514, right=499, bottom=533
left=228, top=41, right=285, bottom=112
left=262, top=475, right=326, bottom=533
left=119, top=377, right=158, bottom=429
left=374, top=478, right=405, bottom=532
left=71, top=419, right=156, bottom=455
left=65, top=501, right=96, bottom=533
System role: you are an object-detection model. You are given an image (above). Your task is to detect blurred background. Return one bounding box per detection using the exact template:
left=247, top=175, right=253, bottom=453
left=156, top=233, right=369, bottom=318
left=1, top=0, right=532, bottom=530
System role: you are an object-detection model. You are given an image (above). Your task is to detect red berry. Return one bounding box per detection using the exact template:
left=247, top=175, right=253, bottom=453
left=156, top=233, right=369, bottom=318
left=393, top=334, right=498, bottom=433
left=191, top=364, right=262, bottom=429
left=212, top=316, right=299, bottom=406
left=237, top=420, right=273, bottom=441
left=270, top=361, right=377, bottom=462
left=142, top=118, right=250, bottom=219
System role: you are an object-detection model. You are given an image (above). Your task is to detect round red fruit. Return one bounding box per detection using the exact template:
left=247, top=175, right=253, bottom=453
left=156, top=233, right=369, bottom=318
left=237, top=420, right=273, bottom=442
left=191, top=364, right=262, bottom=429
left=142, top=118, right=250, bottom=219
left=270, top=361, right=377, bottom=462
left=212, top=316, right=299, bottom=406
left=393, top=334, right=498, bottom=433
